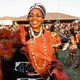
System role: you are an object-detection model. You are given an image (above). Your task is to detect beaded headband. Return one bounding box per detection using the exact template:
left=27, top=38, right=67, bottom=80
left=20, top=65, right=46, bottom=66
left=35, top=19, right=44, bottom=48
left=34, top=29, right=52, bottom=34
left=27, top=3, right=46, bottom=18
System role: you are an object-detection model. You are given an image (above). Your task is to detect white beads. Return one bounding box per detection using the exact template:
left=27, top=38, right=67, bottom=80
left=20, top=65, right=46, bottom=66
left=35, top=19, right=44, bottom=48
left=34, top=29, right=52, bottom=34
left=30, top=27, right=43, bottom=38
left=29, top=29, right=47, bottom=70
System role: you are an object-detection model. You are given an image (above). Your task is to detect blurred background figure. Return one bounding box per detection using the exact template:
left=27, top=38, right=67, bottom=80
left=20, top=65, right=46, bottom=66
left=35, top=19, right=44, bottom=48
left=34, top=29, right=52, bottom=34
left=68, top=28, right=79, bottom=69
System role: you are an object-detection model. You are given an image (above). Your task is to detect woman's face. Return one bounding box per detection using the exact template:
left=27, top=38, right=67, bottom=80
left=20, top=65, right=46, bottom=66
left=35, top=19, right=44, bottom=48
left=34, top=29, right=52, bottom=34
left=28, top=8, right=44, bottom=31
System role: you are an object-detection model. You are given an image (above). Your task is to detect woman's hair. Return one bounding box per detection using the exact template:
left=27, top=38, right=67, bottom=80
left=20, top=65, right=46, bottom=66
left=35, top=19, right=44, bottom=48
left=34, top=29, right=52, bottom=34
left=27, top=3, right=46, bottom=18
left=70, top=28, right=76, bottom=40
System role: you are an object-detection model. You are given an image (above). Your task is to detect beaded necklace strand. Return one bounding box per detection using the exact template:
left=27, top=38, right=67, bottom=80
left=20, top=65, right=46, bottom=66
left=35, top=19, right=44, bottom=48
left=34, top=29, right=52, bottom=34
left=29, top=27, right=47, bottom=69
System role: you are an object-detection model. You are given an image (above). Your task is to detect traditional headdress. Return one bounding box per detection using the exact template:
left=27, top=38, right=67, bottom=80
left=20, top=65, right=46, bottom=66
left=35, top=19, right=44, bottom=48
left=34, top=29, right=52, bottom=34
left=27, top=3, right=46, bottom=18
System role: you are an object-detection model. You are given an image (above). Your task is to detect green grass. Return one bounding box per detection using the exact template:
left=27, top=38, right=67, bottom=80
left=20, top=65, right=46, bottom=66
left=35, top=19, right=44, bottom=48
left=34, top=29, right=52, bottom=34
left=58, top=49, right=80, bottom=80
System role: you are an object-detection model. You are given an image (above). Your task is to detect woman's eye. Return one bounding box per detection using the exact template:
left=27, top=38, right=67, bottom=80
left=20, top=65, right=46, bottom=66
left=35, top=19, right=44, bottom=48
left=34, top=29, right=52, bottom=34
left=29, top=14, right=42, bottom=18
left=29, top=15, right=34, bottom=17
left=37, top=15, right=42, bottom=17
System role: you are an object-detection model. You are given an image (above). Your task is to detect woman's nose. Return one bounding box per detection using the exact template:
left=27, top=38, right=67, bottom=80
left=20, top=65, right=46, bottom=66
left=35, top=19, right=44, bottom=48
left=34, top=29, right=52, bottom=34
left=32, top=15, right=38, bottom=19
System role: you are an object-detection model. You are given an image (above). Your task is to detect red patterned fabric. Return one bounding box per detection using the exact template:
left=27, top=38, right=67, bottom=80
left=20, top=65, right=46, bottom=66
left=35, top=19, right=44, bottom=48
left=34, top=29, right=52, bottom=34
left=16, top=25, right=68, bottom=80
left=47, top=62, right=68, bottom=80
left=0, top=28, right=12, bottom=39
left=0, top=28, right=14, bottom=80
left=53, top=68, right=68, bottom=80
left=0, top=28, right=13, bottom=59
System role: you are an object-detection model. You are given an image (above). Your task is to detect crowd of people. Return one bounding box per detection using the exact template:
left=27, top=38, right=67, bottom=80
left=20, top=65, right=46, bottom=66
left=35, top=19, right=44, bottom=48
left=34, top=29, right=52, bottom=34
left=49, top=22, right=80, bottom=38
left=0, top=3, right=80, bottom=80
left=46, top=21, right=80, bottom=69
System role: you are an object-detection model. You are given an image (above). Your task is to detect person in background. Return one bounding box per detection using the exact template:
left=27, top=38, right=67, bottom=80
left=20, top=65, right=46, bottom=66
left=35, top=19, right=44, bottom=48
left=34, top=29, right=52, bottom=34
left=68, top=28, right=79, bottom=69
left=50, top=23, right=55, bottom=32
left=14, top=3, right=68, bottom=80
left=50, top=24, right=61, bottom=59
left=46, top=20, right=52, bottom=32
left=76, top=32, right=80, bottom=50
left=51, top=32, right=61, bottom=59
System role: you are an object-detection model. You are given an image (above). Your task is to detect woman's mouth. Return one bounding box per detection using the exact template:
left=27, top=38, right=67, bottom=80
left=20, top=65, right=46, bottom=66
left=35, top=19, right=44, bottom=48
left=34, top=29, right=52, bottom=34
left=32, top=21, right=38, bottom=25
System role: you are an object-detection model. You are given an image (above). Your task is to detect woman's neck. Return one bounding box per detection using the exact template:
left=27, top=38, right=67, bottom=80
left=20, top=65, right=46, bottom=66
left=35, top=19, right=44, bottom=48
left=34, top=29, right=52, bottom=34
left=30, top=27, right=42, bottom=38
left=31, top=28, right=40, bottom=32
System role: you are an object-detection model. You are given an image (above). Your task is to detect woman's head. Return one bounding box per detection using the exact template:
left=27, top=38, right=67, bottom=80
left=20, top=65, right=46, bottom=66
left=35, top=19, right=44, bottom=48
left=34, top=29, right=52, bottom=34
left=27, top=3, right=46, bottom=31
left=28, top=3, right=46, bottom=18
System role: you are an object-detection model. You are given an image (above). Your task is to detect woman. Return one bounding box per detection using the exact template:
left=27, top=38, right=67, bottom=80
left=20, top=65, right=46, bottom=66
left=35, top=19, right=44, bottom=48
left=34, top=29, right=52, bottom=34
left=50, top=24, right=61, bottom=59
left=15, top=3, right=68, bottom=80
left=51, top=32, right=61, bottom=59
left=76, top=32, right=80, bottom=50
left=68, top=28, right=79, bottom=69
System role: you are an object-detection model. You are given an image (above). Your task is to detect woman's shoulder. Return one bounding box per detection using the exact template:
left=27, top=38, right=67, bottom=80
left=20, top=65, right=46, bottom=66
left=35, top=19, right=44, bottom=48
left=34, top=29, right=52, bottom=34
left=44, top=30, right=58, bottom=39
left=76, top=33, right=80, bottom=37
